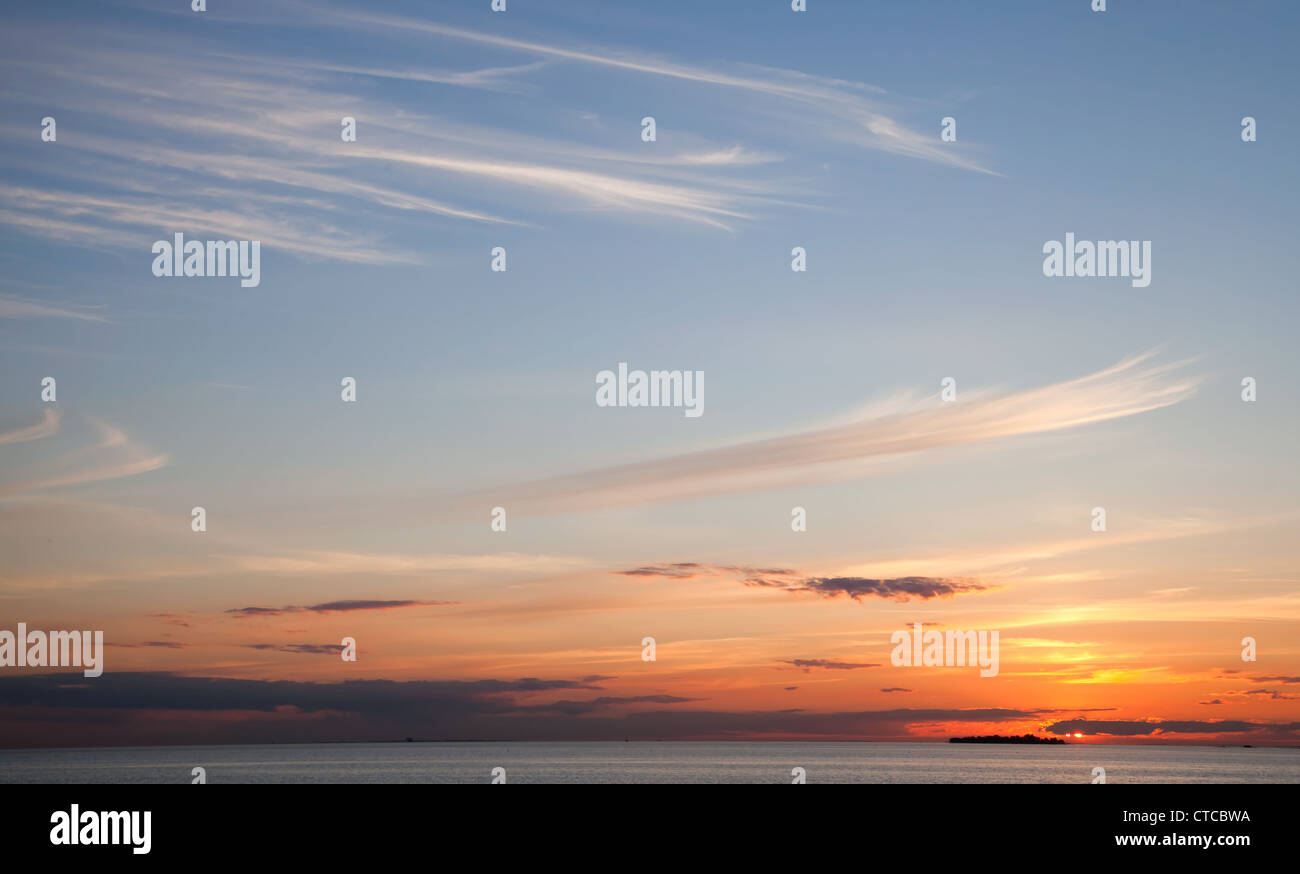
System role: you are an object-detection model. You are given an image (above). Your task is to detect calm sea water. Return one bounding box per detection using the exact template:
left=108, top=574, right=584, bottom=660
left=2, top=742, right=1297, bottom=783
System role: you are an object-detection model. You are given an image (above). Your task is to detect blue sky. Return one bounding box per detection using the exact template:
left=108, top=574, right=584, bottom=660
left=1, top=1, right=1298, bottom=746
left=4, top=0, right=1295, bottom=534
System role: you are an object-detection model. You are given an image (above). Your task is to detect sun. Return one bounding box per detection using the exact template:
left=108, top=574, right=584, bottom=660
left=1073, top=733, right=1084, bottom=739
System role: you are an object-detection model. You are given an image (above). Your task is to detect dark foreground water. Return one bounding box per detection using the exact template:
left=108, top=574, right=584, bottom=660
left=2, top=741, right=1297, bottom=783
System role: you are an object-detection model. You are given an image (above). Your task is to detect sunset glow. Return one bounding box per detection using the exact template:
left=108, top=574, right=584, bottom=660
left=1, top=0, right=1297, bottom=753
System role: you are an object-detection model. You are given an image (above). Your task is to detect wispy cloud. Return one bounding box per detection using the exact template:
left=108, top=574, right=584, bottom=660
left=835, top=514, right=1240, bottom=581
left=320, top=9, right=994, bottom=174
left=474, top=351, right=1198, bottom=514
left=225, top=55, right=549, bottom=92
left=0, top=415, right=166, bottom=498
left=0, top=5, right=996, bottom=265
left=0, top=38, right=789, bottom=246
left=0, top=410, right=60, bottom=446
left=616, top=562, right=712, bottom=579
left=226, top=599, right=455, bottom=619
left=0, top=295, right=109, bottom=322
left=225, top=549, right=593, bottom=577
left=0, top=183, right=421, bottom=265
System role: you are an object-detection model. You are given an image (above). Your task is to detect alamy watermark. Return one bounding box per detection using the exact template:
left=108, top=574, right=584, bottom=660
left=1042, top=233, right=1151, bottom=288
left=890, top=622, right=999, bottom=677
left=0, top=622, right=103, bottom=677
left=50, top=805, right=150, bottom=854
left=152, top=233, right=261, bottom=288
left=596, top=363, right=703, bottom=417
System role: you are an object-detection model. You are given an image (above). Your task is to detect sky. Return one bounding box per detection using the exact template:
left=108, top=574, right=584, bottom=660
left=1, top=0, right=1298, bottom=748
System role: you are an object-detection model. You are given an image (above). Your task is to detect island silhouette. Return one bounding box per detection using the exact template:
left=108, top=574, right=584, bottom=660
left=949, top=734, right=1067, bottom=744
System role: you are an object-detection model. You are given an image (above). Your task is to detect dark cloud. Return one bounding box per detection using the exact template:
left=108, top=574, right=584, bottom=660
left=783, top=659, right=879, bottom=672
left=309, top=599, right=453, bottom=613
left=616, top=564, right=705, bottom=579
left=1045, top=718, right=1292, bottom=737
left=792, top=577, right=984, bottom=601
left=244, top=643, right=345, bottom=655
left=881, top=688, right=912, bottom=693
left=525, top=695, right=699, bottom=715
left=0, top=672, right=603, bottom=726
left=0, top=673, right=1153, bottom=747
left=227, top=599, right=453, bottom=618
left=107, top=641, right=186, bottom=649
left=617, top=562, right=983, bottom=602
left=145, top=614, right=192, bottom=628
left=1250, top=675, right=1300, bottom=685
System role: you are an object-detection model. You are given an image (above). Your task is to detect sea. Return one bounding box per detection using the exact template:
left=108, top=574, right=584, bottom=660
left=2, top=741, right=1297, bottom=783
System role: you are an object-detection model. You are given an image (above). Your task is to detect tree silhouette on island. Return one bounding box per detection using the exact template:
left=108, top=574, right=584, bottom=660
left=949, top=734, right=1068, bottom=744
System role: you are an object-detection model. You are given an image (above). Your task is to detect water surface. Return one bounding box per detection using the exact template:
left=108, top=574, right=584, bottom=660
left=2, top=741, right=1296, bottom=783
